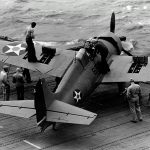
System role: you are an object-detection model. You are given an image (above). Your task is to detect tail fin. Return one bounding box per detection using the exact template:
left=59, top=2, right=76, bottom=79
left=41, top=78, right=56, bottom=107
left=34, top=78, right=55, bottom=126
left=34, top=78, right=97, bottom=126
left=34, top=79, right=46, bottom=126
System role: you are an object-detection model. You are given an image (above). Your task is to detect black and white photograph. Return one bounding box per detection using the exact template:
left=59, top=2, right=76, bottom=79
left=0, top=0, right=150, bottom=149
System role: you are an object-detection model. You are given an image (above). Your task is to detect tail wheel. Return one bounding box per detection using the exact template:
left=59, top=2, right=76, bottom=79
left=73, top=89, right=82, bottom=103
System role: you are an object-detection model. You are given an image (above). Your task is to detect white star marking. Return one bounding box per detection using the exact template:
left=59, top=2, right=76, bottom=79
left=74, top=91, right=81, bottom=103
left=5, top=44, right=25, bottom=56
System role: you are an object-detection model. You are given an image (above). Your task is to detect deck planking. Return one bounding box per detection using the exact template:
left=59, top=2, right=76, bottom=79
left=0, top=71, right=150, bottom=149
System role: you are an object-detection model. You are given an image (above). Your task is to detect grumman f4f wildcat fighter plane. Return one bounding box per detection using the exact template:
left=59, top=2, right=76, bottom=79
left=0, top=12, right=149, bottom=132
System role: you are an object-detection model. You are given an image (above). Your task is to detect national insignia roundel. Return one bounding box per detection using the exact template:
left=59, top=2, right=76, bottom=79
left=2, top=42, right=27, bottom=56
left=73, top=89, right=82, bottom=103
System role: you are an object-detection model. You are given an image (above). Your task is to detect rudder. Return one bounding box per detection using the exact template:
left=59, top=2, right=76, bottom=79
left=34, top=78, right=55, bottom=127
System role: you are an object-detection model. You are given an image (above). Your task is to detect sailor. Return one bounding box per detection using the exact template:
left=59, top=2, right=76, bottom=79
left=94, top=42, right=110, bottom=74
left=12, top=68, right=24, bottom=100
left=22, top=68, right=32, bottom=83
left=25, top=22, right=38, bottom=62
left=0, top=65, right=10, bottom=101
left=126, top=79, right=143, bottom=123
left=84, top=40, right=95, bottom=60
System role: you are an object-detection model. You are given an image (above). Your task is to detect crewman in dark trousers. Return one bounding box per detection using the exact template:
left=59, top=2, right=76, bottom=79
left=22, top=68, right=32, bottom=83
left=25, top=22, right=38, bottom=62
left=12, top=68, right=24, bottom=100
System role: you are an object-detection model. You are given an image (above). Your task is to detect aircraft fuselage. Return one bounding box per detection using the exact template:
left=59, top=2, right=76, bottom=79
left=56, top=32, right=122, bottom=106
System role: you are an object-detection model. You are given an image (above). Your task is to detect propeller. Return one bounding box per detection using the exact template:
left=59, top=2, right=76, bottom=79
left=110, top=12, right=115, bottom=33
left=0, top=35, right=19, bottom=42
left=110, top=12, right=133, bottom=56
left=122, top=49, right=133, bottom=56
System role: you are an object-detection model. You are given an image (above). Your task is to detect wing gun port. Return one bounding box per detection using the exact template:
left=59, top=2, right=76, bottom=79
left=128, top=56, right=148, bottom=73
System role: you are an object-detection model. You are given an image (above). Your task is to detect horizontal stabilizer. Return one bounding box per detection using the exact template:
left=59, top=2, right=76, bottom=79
left=46, top=100, right=97, bottom=125
left=0, top=100, right=35, bottom=118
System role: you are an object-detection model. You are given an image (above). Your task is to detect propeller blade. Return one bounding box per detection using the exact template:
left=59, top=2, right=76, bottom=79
left=110, top=12, right=115, bottom=33
left=122, top=49, right=133, bottom=56
left=0, top=35, right=19, bottom=42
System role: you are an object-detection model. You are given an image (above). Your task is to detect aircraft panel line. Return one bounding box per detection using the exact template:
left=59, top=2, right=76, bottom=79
left=46, top=109, right=96, bottom=118
left=0, top=105, right=34, bottom=109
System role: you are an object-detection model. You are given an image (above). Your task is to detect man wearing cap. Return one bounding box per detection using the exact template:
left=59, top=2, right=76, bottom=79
left=12, top=68, right=24, bottom=100
left=84, top=40, right=94, bottom=59
left=0, top=65, right=10, bottom=101
left=84, top=39, right=110, bottom=74
left=126, top=79, right=143, bottom=123
left=94, top=41, right=110, bottom=74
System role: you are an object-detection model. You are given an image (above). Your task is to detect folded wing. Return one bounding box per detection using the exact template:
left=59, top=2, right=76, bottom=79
left=0, top=41, right=75, bottom=78
left=102, top=55, right=150, bottom=82
left=0, top=100, right=35, bottom=118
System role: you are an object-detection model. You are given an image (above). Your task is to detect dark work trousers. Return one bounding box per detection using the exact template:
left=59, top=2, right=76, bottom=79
left=23, top=68, right=31, bottom=83
left=16, top=86, right=24, bottom=100
left=26, top=36, right=37, bottom=62
left=2, top=84, right=10, bottom=101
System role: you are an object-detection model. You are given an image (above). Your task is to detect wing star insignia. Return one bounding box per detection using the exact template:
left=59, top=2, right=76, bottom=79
left=5, top=44, right=26, bottom=56
left=73, top=89, right=82, bottom=103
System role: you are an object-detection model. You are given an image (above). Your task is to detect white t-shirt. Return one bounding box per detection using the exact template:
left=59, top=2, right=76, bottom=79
left=25, top=26, right=35, bottom=39
left=0, top=70, right=8, bottom=85
left=121, top=41, right=134, bottom=51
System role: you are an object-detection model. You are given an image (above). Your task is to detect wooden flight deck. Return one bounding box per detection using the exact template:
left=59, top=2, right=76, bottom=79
left=0, top=78, right=150, bottom=149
